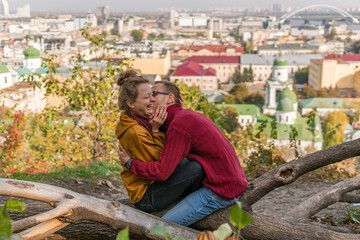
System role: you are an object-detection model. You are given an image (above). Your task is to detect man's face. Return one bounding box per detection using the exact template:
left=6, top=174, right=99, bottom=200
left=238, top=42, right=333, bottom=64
left=152, top=84, right=170, bottom=109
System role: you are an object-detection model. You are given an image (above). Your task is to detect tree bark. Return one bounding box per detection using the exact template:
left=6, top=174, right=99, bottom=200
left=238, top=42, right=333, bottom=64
left=1, top=139, right=360, bottom=239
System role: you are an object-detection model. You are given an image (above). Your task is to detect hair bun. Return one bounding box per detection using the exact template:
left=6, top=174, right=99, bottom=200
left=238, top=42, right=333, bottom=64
left=116, top=69, right=138, bottom=86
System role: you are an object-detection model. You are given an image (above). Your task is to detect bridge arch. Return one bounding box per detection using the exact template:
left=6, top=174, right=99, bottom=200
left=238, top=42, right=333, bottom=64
left=279, top=5, right=359, bottom=24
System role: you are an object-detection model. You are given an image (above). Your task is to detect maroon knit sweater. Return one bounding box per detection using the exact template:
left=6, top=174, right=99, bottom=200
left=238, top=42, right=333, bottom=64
left=131, top=104, right=248, bottom=199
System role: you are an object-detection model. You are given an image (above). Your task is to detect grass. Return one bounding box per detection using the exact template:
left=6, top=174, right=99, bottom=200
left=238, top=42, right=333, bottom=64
left=2, top=161, right=123, bottom=184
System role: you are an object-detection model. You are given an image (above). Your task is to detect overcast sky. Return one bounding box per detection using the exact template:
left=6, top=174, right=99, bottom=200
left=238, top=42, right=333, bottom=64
left=7, top=0, right=360, bottom=13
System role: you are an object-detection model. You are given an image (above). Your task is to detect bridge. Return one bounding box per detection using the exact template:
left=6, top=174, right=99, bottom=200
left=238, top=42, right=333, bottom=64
left=279, top=5, right=359, bottom=24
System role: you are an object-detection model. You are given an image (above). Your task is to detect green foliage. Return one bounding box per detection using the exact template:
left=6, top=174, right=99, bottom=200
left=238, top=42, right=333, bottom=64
left=212, top=32, right=220, bottom=38
left=323, top=111, right=349, bottom=148
left=353, top=41, right=360, bottom=54
left=300, top=164, right=354, bottom=182
left=23, top=24, right=127, bottom=164
left=131, top=30, right=144, bottom=41
left=177, top=82, right=226, bottom=130
left=0, top=111, right=25, bottom=175
left=213, top=224, right=233, bottom=240
left=288, top=125, right=300, bottom=158
left=325, top=27, right=337, bottom=41
left=245, top=42, right=253, bottom=53
left=295, top=67, right=309, bottom=84
left=148, top=33, right=156, bottom=39
left=301, top=85, right=339, bottom=99
left=222, top=107, right=240, bottom=133
left=244, top=92, right=264, bottom=104
left=7, top=160, right=122, bottom=183
left=116, top=226, right=129, bottom=240
left=0, top=199, right=26, bottom=240
left=150, top=226, right=184, bottom=240
left=229, top=201, right=254, bottom=236
left=232, top=67, right=253, bottom=83
left=111, top=29, right=120, bottom=37
left=346, top=207, right=360, bottom=224
left=245, top=119, right=285, bottom=178
left=228, top=83, right=249, bottom=104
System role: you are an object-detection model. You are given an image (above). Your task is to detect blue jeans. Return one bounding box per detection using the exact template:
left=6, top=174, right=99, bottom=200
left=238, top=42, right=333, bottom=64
left=162, top=186, right=238, bottom=226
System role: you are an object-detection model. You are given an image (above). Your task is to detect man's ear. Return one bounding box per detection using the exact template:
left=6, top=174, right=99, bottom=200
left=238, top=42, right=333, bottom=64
left=168, top=93, right=175, bottom=104
left=126, top=100, right=134, bottom=109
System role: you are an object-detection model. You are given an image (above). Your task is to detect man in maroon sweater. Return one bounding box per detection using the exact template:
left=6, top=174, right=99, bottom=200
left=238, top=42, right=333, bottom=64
left=118, top=81, right=248, bottom=226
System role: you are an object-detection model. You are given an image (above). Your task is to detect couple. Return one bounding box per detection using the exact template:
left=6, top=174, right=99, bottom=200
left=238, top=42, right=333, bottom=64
left=115, top=70, right=248, bottom=226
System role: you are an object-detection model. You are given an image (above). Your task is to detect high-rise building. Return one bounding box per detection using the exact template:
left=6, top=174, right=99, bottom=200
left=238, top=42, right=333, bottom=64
left=0, top=0, right=9, bottom=17
left=96, top=5, right=109, bottom=25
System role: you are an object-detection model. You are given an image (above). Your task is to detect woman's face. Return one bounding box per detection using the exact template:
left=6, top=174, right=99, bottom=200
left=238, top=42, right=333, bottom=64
left=130, top=83, right=155, bottom=117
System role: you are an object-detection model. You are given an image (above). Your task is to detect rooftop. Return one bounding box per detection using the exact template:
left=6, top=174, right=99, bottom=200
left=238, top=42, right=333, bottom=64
left=240, top=54, right=323, bottom=65
left=172, top=61, right=216, bottom=76
left=182, top=56, right=240, bottom=64
left=299, top=98, right=353, bottom=109
left=324, top=55, right=360, bottom=62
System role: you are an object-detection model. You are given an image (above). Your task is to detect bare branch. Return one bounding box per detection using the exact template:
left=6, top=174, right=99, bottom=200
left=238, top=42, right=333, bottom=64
left=290, top=177, right=360, bottom=219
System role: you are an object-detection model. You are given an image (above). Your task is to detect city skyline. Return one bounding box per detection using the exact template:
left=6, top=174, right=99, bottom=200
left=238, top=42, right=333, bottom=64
left=6, top=0, right=360, bottom=13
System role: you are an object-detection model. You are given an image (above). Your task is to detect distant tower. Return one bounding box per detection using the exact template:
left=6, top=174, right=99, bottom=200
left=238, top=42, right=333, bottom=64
left=263, top=55, right=293, bottom=115
left=275, top=87, right=298, bottom=125
left=0, top=0, right=9, bottom=17
left=23, top=36, right=41, bottom=72
left=208, top=19, right=214, bottom=40
left=170, top=7, right=177, bottom=29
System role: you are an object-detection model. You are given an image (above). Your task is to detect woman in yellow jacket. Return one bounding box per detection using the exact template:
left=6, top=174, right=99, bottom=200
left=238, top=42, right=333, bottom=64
left=115, top=70, right=205, bottom=212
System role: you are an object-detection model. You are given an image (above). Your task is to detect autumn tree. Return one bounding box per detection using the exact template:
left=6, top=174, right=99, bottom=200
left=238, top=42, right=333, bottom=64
left=323, top=110, right=349, bottom=148
left=222, top=106, right=240, bottom=133
left=228, top=83, right=249, bottom=104
left=244, top=92, right=265, bottom=104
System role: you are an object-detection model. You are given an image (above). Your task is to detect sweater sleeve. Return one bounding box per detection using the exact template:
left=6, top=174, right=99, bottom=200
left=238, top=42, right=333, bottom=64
left=152, top=132, right=166, bottom=152
left=122, top=126, right=164, bottom=164
left=131, top=126, right=193, bottom=181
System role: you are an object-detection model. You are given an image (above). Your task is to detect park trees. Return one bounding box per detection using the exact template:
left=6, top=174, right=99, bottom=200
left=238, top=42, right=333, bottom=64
left=131, top=30, right=144, bottom=41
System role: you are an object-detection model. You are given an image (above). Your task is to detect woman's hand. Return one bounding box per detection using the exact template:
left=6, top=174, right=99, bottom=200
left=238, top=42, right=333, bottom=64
left=149, top=106, right=167, bottom=132
left=117, top=144, right=130, bottom=165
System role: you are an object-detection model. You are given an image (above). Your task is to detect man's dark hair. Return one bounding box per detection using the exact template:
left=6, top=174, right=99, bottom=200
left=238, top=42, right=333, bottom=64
left=154, top=81, right=180, bottom=104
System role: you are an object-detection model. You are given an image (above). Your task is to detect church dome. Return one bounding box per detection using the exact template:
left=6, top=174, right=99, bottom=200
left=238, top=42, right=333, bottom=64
left=277, top=97, right=294, bottom=112
left=276, top=87, right=297, bottom=103
left=23, top=46, right=40, bottom=59
left=274, top=57, right=287, bottom=66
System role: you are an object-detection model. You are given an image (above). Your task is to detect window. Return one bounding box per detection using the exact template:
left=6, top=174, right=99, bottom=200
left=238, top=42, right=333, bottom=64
left=4, top=77, right=7, bottom=84
left=286, top=116, right=288, bottom=122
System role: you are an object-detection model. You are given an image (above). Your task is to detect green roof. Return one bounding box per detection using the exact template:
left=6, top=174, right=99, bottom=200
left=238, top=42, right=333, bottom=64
left=274, top=57, right=287, bottom=66
left=299, top=98, right=351, bottom=109
left=217, top=104, right=261, bottom=116
left=23, top=46, right=40, bottom=59
left=35, top=67, right=48, bottom=74
left=277, top=98, right=294, bottom=112
left=255, top=113, right=322, bottom=142
left=14, top=67, right=32, bottom=75
left=277, top=87, right=297, bottom=103
left=0, top=64, right=10, bottom=74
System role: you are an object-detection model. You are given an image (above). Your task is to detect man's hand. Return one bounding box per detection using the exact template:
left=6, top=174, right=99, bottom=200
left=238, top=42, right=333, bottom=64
left=179, top=92, right=184, bottom=106
left=149, top=106, right=167, bottom=132
left=117, top=144, right=131, bottom=165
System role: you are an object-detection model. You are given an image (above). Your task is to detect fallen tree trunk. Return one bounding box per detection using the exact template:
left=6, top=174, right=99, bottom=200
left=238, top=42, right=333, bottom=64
left=1, top=139, right=360, bottom=239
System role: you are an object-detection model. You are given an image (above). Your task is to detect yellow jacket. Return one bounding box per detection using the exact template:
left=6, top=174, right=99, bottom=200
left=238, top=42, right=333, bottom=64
left=115, top=114, right=165, bottom=203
